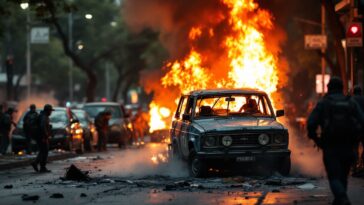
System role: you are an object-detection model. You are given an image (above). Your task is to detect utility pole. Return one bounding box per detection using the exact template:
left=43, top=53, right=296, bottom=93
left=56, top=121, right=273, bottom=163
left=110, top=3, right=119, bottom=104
left=105, top=63, right=111, bottom=100
left=350, top=0, right=355, bottom=90
left=26, top=6, right=31, bottom=99
left=68, top=12, right=74, bottom=102
left=321, top=4, right=326, bottom=96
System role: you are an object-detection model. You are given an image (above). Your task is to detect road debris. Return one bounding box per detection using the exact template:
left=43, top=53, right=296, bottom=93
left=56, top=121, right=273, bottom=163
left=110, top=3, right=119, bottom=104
left=265, top=179, right=282, bottom=186
left=50, top=193, right=64, bottom=198
left=22, top=194, right=40, bottom=201
left=62, top=164, right=91, bottom=181
left=297, top=183, right=316, bottom=190
left=4, top=185, right=13, bottom=189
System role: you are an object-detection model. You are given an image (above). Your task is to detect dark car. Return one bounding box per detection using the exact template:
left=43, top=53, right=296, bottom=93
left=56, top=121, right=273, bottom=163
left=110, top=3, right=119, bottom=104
left=150, top=129, right=170, bottom=143
left=73, top=109, right=97, bottom=151
left=170, top=89, right=290, bottom=177
left=12, top=107, right=84, bottom=154
left=83, top=102, right=132, bottom=148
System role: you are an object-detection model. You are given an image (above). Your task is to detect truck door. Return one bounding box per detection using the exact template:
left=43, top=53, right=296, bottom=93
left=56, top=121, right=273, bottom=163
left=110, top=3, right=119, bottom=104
left=180, top=96, right=194, bottom=157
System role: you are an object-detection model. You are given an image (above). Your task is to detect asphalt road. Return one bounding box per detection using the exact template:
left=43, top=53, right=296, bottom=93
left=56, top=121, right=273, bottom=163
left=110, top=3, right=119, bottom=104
left=1, top=143, right=364, bottom=205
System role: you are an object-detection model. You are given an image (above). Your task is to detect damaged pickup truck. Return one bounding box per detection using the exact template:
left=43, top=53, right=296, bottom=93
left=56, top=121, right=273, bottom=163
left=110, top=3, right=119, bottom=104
left=170, top=89, right=290, bottom=177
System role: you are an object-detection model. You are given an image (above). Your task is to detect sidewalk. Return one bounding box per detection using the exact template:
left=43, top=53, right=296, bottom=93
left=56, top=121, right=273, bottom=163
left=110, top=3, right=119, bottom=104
left=0, top=150, right=77, bottom=171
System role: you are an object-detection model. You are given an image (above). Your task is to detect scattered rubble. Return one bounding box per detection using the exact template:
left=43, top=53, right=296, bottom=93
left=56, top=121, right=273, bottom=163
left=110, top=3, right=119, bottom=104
left=4, top=185, right=13, bottom=189
left=62, top=164, right=91, bottom=181
left=265, top=179, right=282, bottom=186
left=50, top=193, right=64, bottom=198
left=22, top=194, right=40, bottom=201
left=297, top=183, right=316, bottom=190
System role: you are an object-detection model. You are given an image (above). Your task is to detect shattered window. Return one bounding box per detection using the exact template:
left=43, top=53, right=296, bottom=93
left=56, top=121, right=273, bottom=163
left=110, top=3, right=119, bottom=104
left=195, top=94, right=273, bottom=118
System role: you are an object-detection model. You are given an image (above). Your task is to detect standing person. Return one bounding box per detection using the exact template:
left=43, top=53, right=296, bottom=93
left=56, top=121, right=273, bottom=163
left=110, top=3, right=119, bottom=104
left=307, top=77, right=364, bottom=205
left=132, top=107, right=146, bottom=145
left=23, top=104, right=38, bottom=154
left=0, top=104, right=4, bottom=150
left=0, top=108, right=17, bottom=155
left=95, top=110, right=111, bottom=151
left=31, top=104, right=53, bottom=173
left=352, top=86, right=364, bottom=170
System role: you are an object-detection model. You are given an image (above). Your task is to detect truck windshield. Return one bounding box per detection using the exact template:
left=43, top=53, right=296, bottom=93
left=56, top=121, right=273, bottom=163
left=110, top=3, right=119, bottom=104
left=195, top=94, right=273, bottom=118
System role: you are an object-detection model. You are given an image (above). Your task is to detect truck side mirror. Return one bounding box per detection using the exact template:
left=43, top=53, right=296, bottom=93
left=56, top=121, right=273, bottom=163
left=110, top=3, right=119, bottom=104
left=276, top=110, right=284, bottom=117
left=182, top=114, right=191, bottom=121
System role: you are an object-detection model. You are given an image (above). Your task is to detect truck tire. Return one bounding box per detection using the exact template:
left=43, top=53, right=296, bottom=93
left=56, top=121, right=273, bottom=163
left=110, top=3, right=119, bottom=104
left=171, top=141, right=181, bottom=160
left=278, top=156, right=291, bottom=176
left=188, top=149, right=207, bottom=178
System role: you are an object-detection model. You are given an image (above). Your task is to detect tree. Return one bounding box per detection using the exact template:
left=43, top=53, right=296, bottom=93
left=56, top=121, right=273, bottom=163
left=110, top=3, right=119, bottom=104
left=1, top=0, right=127, bottom=102
left=322, top=0, right=348, bottom=91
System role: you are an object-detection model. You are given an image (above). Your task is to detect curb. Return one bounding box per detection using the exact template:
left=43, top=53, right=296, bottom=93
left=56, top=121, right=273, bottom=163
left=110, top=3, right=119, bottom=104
left=0, top=153, right=77, bottom=171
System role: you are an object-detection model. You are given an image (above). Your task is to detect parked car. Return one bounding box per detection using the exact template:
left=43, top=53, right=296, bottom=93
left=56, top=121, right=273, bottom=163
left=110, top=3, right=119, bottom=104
left=150, top=129, right=170, bottom=143
left=12, top=107, right=84, bottom=154
left=83, top=102, right=132, bottom=148
left=170, top=89, right=290, bottom=177
left=73, top=109, right=97, bottom=151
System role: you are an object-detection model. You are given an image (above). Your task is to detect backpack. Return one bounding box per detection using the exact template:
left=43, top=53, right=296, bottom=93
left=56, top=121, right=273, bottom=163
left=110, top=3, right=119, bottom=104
left=322, top=96, right=361, bottom=144
left=24, top=111, right=40, bottom=138
left=28, top=112, right=39, bottom=130
left=0, top=113, right=5, bottom=133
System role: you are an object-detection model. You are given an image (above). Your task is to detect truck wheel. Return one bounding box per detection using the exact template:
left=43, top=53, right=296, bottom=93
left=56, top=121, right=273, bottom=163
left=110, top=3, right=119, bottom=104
left=189, top=149, right=207, bottom=178
left=278, top=156, right=291, bottom=176
left=171, top=142, right=181, bottom=160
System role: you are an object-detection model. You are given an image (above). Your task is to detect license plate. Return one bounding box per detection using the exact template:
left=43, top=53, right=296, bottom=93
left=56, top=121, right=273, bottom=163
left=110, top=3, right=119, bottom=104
left=236, top=156, right=256, bottom=162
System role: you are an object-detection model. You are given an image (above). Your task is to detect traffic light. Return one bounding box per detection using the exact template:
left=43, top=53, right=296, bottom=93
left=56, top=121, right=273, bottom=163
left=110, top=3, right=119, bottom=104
left=346, top=23, right=362, bottom=38
left=346, top=22, right=363, bottom=47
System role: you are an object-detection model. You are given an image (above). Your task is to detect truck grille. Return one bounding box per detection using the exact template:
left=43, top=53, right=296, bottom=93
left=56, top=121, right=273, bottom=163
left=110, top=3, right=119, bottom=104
left=227, top=134, right=259, bottom=146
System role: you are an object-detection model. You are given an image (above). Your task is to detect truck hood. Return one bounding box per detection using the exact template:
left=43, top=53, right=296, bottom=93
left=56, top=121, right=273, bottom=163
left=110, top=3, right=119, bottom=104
left=194, top=117, right=284, bottom=132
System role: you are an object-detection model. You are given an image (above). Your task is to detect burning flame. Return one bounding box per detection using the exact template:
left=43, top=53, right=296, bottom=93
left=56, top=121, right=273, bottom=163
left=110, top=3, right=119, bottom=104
left=149, top=102, right=171, bottom=132
left=149, top=0, right=281, bottom=132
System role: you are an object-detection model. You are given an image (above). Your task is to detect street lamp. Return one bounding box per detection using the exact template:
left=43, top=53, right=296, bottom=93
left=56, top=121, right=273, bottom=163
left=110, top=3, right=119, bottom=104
left=21, top=2, right=31, bottom=99
left=85, top=14, right=93, bottom=20
left=110, top=21, right=117, bottom=27
left=20, top=2, right=29, bottom=10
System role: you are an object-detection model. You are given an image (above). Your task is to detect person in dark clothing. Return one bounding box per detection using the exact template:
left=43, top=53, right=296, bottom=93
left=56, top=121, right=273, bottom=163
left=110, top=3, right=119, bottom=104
left=0, top=104, right=4, bottom=150
left=95, top=110, right=111, bottom=151
left=23, top=104, right=38, bottom=154
left=352, top=85, right=364, bottom=169
left=31, top=104, right=53, bottom=173
left=0, top=108, right=17, bottom=155
left=307, top=77, right=364, bottom=205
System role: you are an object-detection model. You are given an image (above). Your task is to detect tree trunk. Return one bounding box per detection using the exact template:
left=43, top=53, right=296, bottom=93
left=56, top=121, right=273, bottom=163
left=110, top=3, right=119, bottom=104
left=14, top=72, right=24, bottom=101
left=5, top=56, right=14, bottom=101
left=112, top=72, right=123, bottom=102
left=323, top=0, right=348, bottom=92
left=45, top=1, right=97, bottom=102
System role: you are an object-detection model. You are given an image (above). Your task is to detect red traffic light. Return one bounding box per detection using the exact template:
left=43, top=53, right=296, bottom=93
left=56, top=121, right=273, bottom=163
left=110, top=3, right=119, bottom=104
left=350, top=26, right=359, bottom=34
left=346, top=23, right=362, bottom=38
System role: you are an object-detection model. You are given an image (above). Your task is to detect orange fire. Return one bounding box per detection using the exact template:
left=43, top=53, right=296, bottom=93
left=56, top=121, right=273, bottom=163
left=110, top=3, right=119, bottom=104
left=148, top=0, right=282, bottom=132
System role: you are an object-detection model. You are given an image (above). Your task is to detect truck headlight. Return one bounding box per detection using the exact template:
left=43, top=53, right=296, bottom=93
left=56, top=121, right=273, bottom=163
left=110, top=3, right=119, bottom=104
left=204, top=136, right=216, bottom=147
left=258, top=134, right=270, bottom=145
left=222, top=136, right=233, bottom=147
